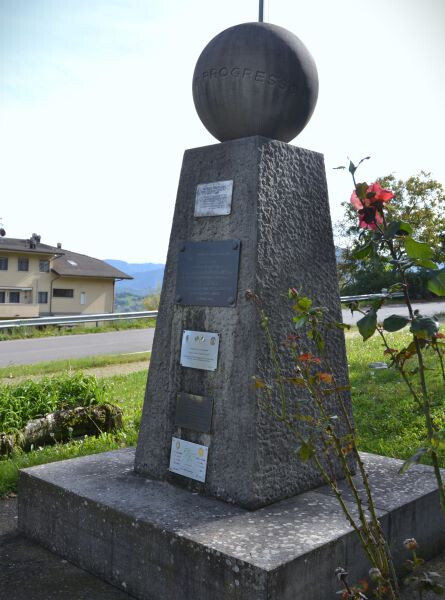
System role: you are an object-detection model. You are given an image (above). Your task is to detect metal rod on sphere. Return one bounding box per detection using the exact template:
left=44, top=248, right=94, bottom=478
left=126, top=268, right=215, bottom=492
left=259, top=0, right=264, bottom=22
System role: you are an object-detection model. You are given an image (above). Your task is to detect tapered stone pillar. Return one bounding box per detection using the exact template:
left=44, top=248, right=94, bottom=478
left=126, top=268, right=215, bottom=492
left=134, top=135, right=352, bottom=509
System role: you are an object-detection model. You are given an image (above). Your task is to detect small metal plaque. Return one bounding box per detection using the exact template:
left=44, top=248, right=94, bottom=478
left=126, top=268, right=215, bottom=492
left=194, top=180, right=233, bottom=217
left=180, top=330, right=219, bottom=371
left=176, top=240, right=240, bottom=307
left=175, top=392, right=213, bottom=433
left=169, top=437, right=208, bottom=482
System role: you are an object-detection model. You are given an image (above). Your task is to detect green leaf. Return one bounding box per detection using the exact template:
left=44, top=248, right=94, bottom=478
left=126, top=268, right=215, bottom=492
left=384, top=220, right=413, bottom=239
left=295, top=297, right=312, bottom=311
left=357, top=310, right=377, bottom=341
left=431, top=430, right=445, bottom=450
left=357, top=155, right=371, bottom=167
left=293, top=314, right=309, bottom=329
left=404, top=237, right=434, bottom=260
left=348, top=160, right=356, bottom=175
left=383, top=314, right=411, bottom=332
left=399, top=447, right=429, bottom=474
left=353, top=243, right=373, bottom=260
left=298, top=442, right=315, bottom=462
left=370, top=297, right=386, bottom=312
left=397, top=221, right=413, bottom=235
left=410, top=316, right=440, bottom=338
left=388, top=282, right=404, bottom=294
left=428, top=270, right=445, bottom=296
left=415, top=258, right=438, bottom=269
left=333, top=165, right=346, bottom=170
left=355, top=182, right=368, bottom=201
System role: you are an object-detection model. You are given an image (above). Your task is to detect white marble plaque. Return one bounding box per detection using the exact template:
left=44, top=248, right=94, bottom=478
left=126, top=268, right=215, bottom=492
left=180, top=330, right=220, bottom=371
left=169, top=437, right=208, bottom=482
left=194, top=180, right=233, bottom=217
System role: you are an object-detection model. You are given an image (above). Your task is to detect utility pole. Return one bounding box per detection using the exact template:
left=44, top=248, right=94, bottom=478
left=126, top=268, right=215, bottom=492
left=259, top=0, right=264, bottom=22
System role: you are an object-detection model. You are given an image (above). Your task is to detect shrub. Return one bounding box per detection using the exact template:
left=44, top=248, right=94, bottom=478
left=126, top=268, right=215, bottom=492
left=0, top=372, right=107, bottom=434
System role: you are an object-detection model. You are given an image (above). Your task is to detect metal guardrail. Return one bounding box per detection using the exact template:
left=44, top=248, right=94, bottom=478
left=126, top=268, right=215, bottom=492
left=340, top=292, right=404, bottom=303
left=0, top=293, right=405, bottom=330
left=0, top=310, right=158, bottom=330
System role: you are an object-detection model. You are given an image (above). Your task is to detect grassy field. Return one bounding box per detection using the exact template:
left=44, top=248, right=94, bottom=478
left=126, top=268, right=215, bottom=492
left=0, top=317, right=156, bottom=342
left=347, top=329, right=445, bottom=462
left=0, top=327, right=444, bottom=497
left=0, top=369, right=147, bottom=496
left=0, top=352, right=150, bottom=380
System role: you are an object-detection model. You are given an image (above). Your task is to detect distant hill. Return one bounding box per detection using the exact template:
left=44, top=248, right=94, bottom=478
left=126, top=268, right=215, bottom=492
left=105, top=259, right=165, bottom=296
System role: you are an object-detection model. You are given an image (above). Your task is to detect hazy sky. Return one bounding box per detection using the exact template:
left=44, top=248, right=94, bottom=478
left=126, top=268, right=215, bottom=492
left=1, top=0, right=444, bottom=263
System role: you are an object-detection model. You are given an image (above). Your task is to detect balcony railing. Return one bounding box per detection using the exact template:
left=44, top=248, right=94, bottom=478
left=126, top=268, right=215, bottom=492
left=0, top=303, right=40, bottom=319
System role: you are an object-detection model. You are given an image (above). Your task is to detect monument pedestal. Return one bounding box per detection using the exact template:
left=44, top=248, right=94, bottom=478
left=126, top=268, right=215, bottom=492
left=135, top=136, right=351, bottom=509
left=19, top=449, right=445, bottom=600
left=18, top=137, right=445, bottom=598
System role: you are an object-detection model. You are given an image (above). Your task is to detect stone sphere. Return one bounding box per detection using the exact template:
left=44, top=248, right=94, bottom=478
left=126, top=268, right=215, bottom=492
left=192, top=22, right=319, bottom=143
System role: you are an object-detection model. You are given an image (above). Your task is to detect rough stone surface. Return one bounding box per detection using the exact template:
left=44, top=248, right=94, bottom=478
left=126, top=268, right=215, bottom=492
left=18, top=449, right=445, bottom=600
left=192, top=22, right=318, bottom=142
left=135, top=136, right=352, bottom=509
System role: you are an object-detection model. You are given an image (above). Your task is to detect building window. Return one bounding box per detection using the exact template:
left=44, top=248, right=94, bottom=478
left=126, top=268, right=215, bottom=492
left=38, top=291, right=48, bottom=304
left=0, top=291, right=5, bottom=303
left=0, top=257, right=8, bottom=270
left=80, top=292, right=86, bottom=305
left=9, top=291, right=20, bottom=303
left=53, top=288, right=74, bottom=298
left=18, top=257, right=29, bottom=271
left=39, top=260, right=49, bottom=272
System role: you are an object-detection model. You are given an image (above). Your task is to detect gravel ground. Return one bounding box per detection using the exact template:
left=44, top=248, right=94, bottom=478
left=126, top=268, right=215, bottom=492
left=1, top=496, right=444, bottom=599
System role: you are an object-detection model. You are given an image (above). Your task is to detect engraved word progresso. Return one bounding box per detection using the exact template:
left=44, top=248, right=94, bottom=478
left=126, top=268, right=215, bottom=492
left=195, top=66, right=299, bottom=96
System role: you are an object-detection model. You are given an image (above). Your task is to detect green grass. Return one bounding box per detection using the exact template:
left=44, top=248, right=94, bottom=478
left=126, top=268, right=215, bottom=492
left=0, top=317, right=156, bottom=342
left=0, top=370, right=147, bottom=496
left=1, top=326, right=444, bottom=497
left=0, top=372, right=108, bottom=434
left=0, top=351, right=150, bottom=380
left=347, top=329, right=445, bottom=465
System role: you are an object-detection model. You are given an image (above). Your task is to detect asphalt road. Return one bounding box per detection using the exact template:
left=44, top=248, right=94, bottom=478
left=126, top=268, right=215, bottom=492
left=1, top=300, right=444, bottom=367
left=0, top=328, right=155, bottom=367
left=341, top=300, right=445, bottom=325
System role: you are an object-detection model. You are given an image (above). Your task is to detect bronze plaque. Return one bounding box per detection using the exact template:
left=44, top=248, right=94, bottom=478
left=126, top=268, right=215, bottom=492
left=174, top=392, right=213, bottom=433
left=176, top=240, right=240, bottom=307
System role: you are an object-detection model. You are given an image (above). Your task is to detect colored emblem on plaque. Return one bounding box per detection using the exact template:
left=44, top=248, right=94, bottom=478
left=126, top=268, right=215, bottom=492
left=180, top=330, right=219, bottom=371
left=169, top=437, right=209, bottom=483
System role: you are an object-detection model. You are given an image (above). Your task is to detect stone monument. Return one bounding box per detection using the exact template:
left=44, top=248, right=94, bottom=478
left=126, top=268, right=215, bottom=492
left=18, top=18, right=445, bottom=600
left=134, top=21, right=350, bottom=510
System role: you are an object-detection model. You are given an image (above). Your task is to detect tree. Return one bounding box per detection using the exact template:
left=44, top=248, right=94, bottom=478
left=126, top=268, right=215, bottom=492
left=337, top=171, right=445, bottom=297
left=143, top=285, right=161, bottom=311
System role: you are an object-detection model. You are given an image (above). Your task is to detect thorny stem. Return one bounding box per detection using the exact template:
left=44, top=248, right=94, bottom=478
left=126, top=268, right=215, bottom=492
left=256, top=306, right=399, bottom=598
left=433, top=341, right=445, bottom=384
left=382, top=235, right=445, bottom=513
left=375, top=326, right=422, bottom=406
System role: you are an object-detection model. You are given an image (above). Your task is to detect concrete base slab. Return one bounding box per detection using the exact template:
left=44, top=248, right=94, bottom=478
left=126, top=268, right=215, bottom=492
left=18, top=449, right=445, bottom=600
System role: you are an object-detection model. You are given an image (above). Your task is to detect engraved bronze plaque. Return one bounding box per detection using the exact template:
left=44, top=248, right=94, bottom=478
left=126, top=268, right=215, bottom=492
left=176, top=240, right=240, bottom=307
left=174, top=392, right=213, bottom=433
